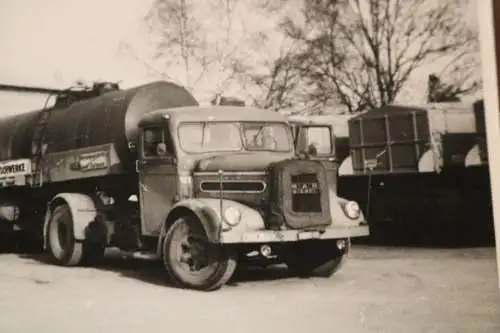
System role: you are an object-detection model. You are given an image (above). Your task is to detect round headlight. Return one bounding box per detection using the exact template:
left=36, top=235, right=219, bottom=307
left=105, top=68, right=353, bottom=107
left=223, top=206, right=242, bottom=226
left=344, top=201, right=360, bottom=219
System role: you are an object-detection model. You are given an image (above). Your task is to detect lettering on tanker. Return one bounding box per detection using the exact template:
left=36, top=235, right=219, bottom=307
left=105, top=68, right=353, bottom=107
left=0, top=159, right=31, bottom=178
left=78, top=151, right=109, bottom=172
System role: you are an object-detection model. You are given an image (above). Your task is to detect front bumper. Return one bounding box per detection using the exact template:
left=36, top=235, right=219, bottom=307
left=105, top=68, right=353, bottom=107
left=221, top=224, right=369, bottom=244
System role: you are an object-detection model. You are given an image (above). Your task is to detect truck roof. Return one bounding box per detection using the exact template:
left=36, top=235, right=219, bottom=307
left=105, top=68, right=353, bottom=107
left=138, top=105, right=288, bottom=127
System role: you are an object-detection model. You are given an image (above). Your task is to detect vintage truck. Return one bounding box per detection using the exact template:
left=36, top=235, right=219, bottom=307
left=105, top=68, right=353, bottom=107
left=0, top=81, right=369, bottom=291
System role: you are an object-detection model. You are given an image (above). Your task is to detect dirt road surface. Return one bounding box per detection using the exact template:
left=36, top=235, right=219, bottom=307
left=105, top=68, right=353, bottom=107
left=0, top=246, right=498, bottom=333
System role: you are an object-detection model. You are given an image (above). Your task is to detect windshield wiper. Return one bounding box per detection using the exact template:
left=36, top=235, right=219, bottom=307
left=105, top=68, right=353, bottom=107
left=251, top=125, right=265, bottom=144
left=201, top=122, right=206, bottom=148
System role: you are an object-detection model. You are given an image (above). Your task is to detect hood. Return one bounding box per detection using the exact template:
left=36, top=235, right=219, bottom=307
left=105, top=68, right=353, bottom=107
left=195, top=152, right=291, bottom=172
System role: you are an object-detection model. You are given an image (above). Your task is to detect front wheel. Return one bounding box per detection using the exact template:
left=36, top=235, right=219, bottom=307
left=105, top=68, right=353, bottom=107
left=283, top=239, right=349, bottom=278
left=163, top=216, right=237, bottom=291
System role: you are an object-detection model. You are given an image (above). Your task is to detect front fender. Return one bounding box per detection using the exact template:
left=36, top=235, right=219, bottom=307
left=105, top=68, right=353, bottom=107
left=157, top=198, right=265, bottom=252
left=43, top=193, right=98, bottom=249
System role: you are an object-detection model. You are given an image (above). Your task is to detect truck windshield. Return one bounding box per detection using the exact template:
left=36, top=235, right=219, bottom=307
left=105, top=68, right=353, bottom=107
left=178, top=121, right=292, bottom=154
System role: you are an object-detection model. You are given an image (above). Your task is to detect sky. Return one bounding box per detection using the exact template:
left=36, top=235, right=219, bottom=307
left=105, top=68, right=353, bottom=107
left=0, top=0, right=482, bottom=117
left=0, top=0, right=151, bottom=86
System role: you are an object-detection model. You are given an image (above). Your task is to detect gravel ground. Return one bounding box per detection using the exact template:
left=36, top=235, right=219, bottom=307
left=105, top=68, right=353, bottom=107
left=0, top=246, right=498, bottom=333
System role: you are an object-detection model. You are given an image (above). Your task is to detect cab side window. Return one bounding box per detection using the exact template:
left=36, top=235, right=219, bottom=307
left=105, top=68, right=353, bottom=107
left=143, top=127, right=173, bottom=158
left=304, top=126, right=333, bottom=155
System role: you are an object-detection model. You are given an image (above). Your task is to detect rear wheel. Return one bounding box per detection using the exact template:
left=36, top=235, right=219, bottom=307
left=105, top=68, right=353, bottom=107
left=163, top=216, right=237, bottom=291
left=47, top=204, right=105, bottom=267
left=283, top=239, right=349, bottom=278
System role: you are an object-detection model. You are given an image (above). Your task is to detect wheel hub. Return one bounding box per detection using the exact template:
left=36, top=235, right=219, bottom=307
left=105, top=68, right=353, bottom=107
left=179, top=234, right=212, bottom=272
left=57, top=220, right=69, bottom=249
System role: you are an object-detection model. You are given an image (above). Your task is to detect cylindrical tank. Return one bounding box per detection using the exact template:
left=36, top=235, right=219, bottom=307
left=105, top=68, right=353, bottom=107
left=0, top=81, right=198, bottom=171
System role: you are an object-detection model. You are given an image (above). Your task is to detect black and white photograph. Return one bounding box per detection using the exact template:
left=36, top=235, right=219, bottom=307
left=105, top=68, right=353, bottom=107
left=0, top=0, right=499, bottom=332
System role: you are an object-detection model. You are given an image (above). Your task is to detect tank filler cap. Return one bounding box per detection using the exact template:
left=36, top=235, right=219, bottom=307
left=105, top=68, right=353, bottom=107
left=53, top=81, right=121, bottom=107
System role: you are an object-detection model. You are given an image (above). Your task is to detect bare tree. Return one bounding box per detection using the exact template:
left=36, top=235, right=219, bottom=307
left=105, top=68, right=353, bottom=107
left=229, top=2, right=311, bottom=112
left=271, top=0, right=480, bottom=113
left=241, top=48, right=302, bottom=111
left=119, top=0, right=267, bottom=102
left=427, top=70, right=480, bottom=103
left=143, top=0, right=209, bottom=90
left=428, top=45, right=482, bottom=102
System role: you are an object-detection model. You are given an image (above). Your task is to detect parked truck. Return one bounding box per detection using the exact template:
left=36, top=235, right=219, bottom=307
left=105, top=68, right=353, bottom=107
left=338, top=102, right=493, bottom=246
left=289, top=104, right=494, bottom=247
left=0, top=80, right=369, bottom=291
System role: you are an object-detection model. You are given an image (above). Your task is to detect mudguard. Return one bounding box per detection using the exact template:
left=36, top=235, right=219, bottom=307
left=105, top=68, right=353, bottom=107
left=418, top=150, right=438, bottom=173
left=156, top=198, right=265, bottom=254
left=43, top=193, right=98, bottom=248
left=465, top=144, right=483, bottom=167
left=338, top=156, right=353, bottom=176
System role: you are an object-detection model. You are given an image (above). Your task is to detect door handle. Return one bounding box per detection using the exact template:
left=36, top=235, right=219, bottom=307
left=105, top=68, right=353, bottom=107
left=135, top=160, right=143, bottom=172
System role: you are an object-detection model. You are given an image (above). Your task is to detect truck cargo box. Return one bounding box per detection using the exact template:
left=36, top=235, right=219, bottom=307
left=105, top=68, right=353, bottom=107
left=345, top=103, right=479, bottom=175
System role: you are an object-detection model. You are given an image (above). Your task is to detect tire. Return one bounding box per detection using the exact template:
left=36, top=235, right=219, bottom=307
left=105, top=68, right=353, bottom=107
left=0, top=221, right=15, bottom=253
left=283, top=239, right=349, bottom=278
left=162, top=216, right=237, bottom=291
left=15, top=230, right=44, bottom=254
left=47, top=204, right=105, bottom=267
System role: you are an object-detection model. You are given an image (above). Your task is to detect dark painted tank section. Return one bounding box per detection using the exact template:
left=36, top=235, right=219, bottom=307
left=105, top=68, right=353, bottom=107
left=0, top=81, right=198, bottom=171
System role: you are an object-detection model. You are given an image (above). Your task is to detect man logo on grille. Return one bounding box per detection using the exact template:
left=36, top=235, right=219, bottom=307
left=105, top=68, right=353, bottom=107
left=291, top=182, right=320, bottom=194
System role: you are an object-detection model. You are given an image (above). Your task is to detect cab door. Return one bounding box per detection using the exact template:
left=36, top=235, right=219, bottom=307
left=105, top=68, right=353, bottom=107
left=137, top=124, right=178, bottom=236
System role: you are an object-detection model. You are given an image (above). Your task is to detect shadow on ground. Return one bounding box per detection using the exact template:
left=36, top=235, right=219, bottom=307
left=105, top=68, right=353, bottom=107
left=15, top=251, right=296, bottom=289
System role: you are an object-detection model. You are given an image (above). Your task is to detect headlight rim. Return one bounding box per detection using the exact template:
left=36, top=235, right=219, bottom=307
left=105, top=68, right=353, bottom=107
left=343, top=200, right=361, bottom=220
left=223, top=206, right=242, bottom=226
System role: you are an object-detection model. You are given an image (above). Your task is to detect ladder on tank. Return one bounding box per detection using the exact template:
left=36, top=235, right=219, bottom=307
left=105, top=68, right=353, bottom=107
left=29, top=107, right=52, bottom=188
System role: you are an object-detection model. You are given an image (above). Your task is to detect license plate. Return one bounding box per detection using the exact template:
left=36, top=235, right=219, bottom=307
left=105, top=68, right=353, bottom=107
left=297, top=231, right=321, bottom=240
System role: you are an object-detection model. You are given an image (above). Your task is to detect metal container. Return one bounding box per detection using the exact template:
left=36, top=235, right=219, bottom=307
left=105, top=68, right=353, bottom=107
left=348, top=105, right=430, bottom=174
left=0, top=81, right=198, bottom=171
left=348, top=103, right=478, bottom=174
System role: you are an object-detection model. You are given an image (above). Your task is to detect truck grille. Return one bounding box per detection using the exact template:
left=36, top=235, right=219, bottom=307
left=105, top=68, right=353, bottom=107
left=291, top=173, right=322, bottom=213
left=268, top=159, right=332, bottom=230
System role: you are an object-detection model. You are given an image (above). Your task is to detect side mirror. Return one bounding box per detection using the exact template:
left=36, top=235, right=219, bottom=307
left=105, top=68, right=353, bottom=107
left=156, top=142, right=168, bottom=156
left=307, top=143, right=318, bottom=156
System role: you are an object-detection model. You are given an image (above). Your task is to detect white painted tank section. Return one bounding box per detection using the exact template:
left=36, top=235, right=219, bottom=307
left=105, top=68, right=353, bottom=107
left=465, top=144, right=484, bottom=167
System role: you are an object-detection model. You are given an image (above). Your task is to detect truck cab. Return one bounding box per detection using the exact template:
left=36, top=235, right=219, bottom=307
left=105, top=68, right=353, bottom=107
left=133, top=107, right=368, bottom=289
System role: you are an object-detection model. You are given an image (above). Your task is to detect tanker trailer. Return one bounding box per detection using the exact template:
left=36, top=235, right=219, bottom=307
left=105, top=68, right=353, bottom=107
left=0, top=80, right=199, bottom=251
left=0, top=80, right=369, bottom=291
left=338, top=102, right=494, bottom=246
